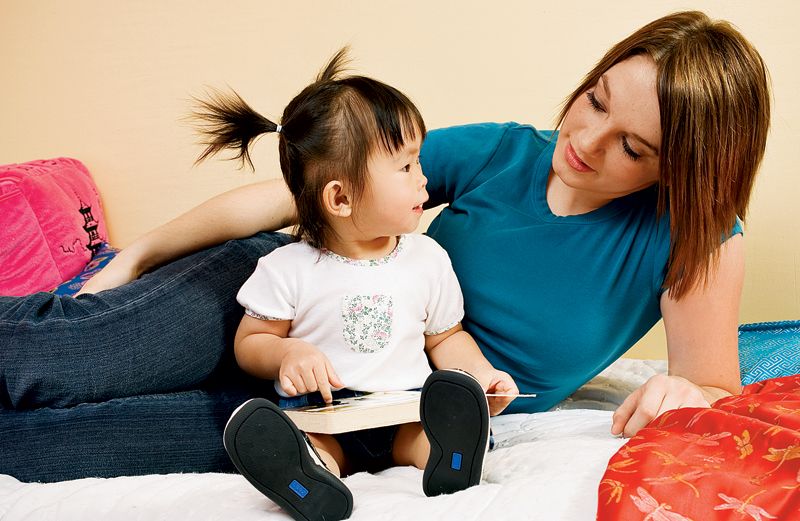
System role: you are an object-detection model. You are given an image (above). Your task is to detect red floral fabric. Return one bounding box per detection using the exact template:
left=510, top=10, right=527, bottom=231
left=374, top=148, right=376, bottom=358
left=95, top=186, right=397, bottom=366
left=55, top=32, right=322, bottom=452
left=597, top=375, right=800, bottom=520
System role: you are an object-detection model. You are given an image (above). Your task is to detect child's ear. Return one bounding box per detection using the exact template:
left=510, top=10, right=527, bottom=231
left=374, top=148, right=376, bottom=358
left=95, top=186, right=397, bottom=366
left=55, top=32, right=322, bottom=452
left=322, top=180, right=352, bottom=218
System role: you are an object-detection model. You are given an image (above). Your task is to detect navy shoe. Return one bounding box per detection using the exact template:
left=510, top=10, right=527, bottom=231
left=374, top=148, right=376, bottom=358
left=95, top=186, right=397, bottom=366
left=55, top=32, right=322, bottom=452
left=420, top=369, right=490, bottom=497
left=224, top=398, right=353, bottom=521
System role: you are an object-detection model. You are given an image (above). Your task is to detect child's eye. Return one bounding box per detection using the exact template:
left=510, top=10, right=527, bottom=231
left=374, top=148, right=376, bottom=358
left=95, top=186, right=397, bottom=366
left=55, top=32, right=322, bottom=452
left=401, top=156, right=421, bottom=173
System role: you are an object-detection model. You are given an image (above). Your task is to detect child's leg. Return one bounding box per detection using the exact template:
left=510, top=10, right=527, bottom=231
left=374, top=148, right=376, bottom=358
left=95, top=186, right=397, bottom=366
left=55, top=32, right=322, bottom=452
left=307, top=432, right=349, bottom=477
left=419, top=370, right=490, bottom=496
left=224, top=398, right=353, bottom=521
left=391, top=422, right=430, bottom=470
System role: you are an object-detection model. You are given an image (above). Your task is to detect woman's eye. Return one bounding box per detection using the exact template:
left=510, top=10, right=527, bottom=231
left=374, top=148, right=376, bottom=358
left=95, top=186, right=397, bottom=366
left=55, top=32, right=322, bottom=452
left=622, top=137, right=641, bottom=161
left=586, top=91, right=605, bottom=112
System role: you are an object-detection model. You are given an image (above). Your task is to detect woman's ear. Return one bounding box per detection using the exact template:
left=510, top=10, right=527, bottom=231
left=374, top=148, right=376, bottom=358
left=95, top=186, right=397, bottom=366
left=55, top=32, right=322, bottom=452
left=322, top=180, right=352, bottom=218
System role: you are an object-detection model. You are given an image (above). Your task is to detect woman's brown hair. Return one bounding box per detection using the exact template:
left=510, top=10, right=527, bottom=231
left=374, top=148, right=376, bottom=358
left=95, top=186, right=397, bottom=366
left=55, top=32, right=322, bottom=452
left=557, top=11, right=771, bottom=299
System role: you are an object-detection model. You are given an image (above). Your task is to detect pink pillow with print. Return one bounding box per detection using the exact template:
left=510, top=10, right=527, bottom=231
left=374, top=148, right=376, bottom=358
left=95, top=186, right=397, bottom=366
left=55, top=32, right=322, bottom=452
left=0, top=158, right=108, bottom=296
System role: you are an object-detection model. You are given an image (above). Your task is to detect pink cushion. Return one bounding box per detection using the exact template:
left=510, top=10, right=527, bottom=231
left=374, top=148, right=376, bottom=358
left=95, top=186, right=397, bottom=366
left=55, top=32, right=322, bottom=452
left=0, top=158, right=108, bottom=296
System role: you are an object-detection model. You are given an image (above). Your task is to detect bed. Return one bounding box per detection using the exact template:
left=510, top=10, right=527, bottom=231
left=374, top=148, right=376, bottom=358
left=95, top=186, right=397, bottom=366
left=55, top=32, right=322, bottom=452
left=0, top=358, right=665, bottom=520
left=2, top=159, right=799, bottom=519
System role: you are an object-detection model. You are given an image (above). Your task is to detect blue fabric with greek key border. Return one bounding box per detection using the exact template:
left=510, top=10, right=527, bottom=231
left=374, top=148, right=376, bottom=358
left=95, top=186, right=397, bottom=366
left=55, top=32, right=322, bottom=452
left=739, top=320, right=800, bottom=385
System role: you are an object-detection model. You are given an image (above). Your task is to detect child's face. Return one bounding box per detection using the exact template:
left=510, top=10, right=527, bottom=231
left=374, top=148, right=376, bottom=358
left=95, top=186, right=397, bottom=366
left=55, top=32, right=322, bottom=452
left=354, top=133, right=427, bottom=238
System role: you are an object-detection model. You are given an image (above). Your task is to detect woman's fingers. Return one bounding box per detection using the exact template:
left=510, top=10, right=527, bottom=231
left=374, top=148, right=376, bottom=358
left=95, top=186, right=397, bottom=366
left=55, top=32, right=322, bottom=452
left=611, top=387, right=642, bottom=436
left=622, top=390, right=667, bottom=438
left=612, top=375, right=712, bottom=437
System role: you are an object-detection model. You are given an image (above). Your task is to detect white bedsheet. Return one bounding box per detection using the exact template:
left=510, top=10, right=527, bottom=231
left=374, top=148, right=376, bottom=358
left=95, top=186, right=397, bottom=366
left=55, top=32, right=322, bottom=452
left=0, top=359, right=666, bottom=521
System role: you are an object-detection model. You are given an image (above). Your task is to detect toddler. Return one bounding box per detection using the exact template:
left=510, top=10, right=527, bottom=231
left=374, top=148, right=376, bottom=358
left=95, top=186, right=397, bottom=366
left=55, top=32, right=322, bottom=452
left=194, top=48, right=518, bottom=521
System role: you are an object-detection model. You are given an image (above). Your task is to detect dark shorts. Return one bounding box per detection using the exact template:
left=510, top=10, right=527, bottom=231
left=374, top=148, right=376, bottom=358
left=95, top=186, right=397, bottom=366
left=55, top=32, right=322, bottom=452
left=278, top=390, right=401, bottom=474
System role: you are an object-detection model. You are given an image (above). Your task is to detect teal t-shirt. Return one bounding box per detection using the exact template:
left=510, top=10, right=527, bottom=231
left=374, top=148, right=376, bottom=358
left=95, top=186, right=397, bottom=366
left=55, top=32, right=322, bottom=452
left=421, top=122, right=673, bottom=413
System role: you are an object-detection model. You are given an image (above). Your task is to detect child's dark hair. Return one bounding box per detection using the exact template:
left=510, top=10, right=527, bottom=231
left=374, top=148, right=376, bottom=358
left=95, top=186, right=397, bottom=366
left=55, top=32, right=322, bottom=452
left=192, top=47, right=426, bottom=249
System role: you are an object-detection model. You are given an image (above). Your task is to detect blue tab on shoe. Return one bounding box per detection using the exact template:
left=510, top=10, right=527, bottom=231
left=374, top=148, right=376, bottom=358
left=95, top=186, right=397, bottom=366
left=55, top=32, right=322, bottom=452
left=289, top=479, right=309, bottom=498
left=451, top=452, right=463, bottom=471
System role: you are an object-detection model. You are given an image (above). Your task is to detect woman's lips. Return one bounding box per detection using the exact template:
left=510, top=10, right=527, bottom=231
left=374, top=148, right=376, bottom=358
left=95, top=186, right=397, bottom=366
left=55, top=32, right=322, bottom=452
left=565, top=143, right=593, bottom=173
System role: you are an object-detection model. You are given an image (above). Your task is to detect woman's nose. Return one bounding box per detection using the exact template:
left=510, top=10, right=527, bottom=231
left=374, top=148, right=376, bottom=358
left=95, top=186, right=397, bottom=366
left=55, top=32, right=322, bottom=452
left=578, top=125, right=607, bottom=158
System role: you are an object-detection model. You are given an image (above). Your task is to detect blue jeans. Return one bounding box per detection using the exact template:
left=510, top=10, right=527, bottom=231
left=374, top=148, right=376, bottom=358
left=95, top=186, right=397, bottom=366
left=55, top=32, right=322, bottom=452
left=0, top=232, right=293, bottom=482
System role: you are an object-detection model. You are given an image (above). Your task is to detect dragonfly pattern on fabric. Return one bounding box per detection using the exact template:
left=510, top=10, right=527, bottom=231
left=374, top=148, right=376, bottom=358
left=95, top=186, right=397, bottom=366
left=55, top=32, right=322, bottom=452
left=597, top=374, right=800, bottom=520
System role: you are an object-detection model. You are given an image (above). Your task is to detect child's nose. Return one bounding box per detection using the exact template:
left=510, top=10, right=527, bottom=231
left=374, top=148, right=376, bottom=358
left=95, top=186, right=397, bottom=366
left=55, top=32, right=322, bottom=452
left=417, top=170, right=428, bottom=189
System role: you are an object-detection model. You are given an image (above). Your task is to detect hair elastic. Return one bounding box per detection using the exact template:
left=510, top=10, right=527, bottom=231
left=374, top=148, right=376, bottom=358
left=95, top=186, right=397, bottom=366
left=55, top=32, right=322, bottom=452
left=275, top=124, right=282, bottom=133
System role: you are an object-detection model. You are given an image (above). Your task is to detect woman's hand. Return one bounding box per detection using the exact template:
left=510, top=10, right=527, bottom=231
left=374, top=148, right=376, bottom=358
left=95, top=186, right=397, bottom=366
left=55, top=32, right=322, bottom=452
left=611, top=374, right=711, bottom=437
left=75, top=253, right=141, bottom=295
left=279, top=341, right=344, bottom=403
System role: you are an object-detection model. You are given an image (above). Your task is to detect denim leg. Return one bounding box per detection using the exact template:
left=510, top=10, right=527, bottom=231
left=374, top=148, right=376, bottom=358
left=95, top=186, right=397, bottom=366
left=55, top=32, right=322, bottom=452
left=0, top=389, right=253, bottom=482
left=0, top=232, right=293, bottom=410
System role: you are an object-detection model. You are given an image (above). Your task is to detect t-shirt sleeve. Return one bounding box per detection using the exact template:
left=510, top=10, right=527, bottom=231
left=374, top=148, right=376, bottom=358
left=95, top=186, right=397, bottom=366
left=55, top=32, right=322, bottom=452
left=421, top=122, right=511, bottom=208
left=728, top=216, right=744, bottom=238
left=423, top=240, right=465, bottom=335
left=655, top=215, right=745, bottom=295
left=236, top=249, right=296, bottom=321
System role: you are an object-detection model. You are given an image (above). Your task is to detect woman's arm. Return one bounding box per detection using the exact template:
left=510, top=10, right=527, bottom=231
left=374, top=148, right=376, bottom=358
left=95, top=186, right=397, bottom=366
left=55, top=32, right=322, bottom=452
left=78, top=179, right=296, bottom=294
left=611, top=233, right=744, bottom=437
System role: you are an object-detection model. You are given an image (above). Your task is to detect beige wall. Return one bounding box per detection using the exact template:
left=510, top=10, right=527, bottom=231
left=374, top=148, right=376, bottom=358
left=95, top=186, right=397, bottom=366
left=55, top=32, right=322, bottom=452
left=1, top=1, right=798, bottom=358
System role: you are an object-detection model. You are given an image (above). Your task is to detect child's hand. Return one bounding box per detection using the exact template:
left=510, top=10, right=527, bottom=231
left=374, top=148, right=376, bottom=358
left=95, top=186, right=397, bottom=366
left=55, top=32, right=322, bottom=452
left=484, top=370, right=519, bottom=416
left=279, top=341, right=344, bottom=403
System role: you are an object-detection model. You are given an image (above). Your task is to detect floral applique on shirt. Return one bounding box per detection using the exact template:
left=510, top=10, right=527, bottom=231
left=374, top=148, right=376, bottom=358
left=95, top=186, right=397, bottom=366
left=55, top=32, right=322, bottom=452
left=342, top=294, right=393, bottom=353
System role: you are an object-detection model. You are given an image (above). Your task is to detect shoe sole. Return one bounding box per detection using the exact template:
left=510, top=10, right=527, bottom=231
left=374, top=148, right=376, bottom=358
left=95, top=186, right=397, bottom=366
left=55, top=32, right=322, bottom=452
left=420, top=370, right=490, bottom=496
left=224, top=398, right=353, bottom=521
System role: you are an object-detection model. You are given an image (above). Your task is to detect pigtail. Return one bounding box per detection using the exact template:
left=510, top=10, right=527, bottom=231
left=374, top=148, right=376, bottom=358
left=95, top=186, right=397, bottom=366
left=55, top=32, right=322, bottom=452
left=192, top=88, right=278, bottom=170
left=315, top=46, right=350, bottom=83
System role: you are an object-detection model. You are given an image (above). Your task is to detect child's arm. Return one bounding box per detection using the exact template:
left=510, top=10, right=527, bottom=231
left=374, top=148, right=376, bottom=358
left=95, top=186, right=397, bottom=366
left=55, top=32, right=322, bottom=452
left=425, top=324, right=519, bottom=415
left=235, top=314, right=343, bottom=403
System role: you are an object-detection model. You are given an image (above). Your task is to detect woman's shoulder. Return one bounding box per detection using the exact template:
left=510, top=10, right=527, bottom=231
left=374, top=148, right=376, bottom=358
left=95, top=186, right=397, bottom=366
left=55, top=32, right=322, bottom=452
left=426, top=121, right=552, bottom=141
left=423, top=122, right=554, bottom=164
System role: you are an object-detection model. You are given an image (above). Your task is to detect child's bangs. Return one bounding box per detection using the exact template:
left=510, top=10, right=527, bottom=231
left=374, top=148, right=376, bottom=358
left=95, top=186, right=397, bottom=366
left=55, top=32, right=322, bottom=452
left=368, top=100, right=426, bottom=155
left=341, top=78, right=426, bottom=156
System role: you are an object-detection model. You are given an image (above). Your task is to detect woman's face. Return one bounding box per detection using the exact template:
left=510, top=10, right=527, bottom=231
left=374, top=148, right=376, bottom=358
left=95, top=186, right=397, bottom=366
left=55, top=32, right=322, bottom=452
left=552, top=55, right=661, bottom=204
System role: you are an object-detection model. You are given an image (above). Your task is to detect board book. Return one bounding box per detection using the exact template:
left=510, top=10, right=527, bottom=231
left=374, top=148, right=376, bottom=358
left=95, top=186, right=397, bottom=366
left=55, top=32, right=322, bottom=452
left=284, top=391, right=421, bottom=434
left=283, top=390, right=537, bottom=434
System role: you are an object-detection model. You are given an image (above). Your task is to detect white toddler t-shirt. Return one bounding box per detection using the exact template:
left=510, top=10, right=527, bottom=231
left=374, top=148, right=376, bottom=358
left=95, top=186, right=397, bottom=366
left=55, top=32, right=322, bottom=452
left=236, top=234, right=464, bottom=396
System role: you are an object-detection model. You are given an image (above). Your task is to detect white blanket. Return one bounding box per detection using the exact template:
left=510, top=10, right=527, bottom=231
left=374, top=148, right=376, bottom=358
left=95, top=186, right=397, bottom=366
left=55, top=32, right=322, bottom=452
left=0, top=359, right=666, bottom=521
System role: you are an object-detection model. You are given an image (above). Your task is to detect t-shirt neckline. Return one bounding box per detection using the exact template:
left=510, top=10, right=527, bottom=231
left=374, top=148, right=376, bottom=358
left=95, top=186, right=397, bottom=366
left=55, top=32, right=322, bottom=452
left=531, top=136, right=628, bottom=224
left=321, top=235, right=406, bottom=266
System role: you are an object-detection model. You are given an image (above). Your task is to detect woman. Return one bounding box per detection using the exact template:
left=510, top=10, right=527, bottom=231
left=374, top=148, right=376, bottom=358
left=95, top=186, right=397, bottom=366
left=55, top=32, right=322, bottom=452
left=0, top=11, right=770, bottom=481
